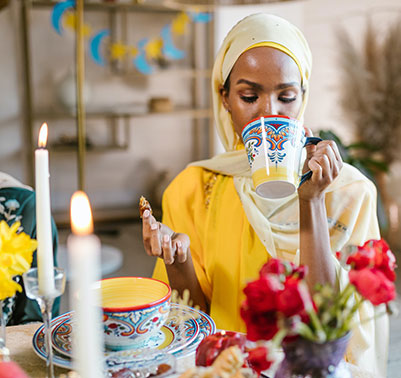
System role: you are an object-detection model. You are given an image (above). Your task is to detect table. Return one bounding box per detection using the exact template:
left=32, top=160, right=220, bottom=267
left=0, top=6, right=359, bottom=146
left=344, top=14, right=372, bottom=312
left=5, top=323, right=379, bottom=378
left=6, top=323, right=68, bottom=378
left=5, top=323, right=194, bottom=378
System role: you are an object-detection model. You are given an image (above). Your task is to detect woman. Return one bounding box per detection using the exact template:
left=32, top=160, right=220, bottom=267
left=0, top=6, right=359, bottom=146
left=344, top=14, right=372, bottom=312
left=142, top=13, right=387, bottom=376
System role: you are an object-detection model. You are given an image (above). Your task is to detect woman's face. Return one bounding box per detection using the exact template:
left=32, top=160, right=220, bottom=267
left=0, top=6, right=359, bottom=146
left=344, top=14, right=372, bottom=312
left=220, top=46, right=304, bottom=138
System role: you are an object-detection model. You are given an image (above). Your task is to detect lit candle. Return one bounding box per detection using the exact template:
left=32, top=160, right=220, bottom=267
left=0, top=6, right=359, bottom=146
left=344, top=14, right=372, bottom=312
left=35, top=123, right=55, bottom=295
left=68, top=191, right=103, bottom=378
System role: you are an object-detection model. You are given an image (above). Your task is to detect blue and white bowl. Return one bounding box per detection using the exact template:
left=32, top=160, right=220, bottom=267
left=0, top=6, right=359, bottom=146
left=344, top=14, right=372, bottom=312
left=101, top=277, right=171, bottom=351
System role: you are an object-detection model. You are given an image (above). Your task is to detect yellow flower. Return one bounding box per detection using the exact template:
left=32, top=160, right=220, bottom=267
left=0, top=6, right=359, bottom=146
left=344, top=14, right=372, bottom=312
left=0, top=268, right=22, bottom=301
left=0, top=220, right=37, bottom=300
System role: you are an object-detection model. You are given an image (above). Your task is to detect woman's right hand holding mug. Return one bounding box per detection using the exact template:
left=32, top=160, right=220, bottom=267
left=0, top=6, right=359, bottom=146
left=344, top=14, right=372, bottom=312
left=141, top=209, right=190, bottom=265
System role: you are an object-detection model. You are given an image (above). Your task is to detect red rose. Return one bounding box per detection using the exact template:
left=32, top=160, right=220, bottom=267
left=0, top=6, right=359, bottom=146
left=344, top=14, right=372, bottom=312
left=277, top=277, right=313, bottom=317
left=195, top=331, right=247, bottom=367
left=243, top=275, right=281, bottom=312
left=289, top=264, right=308, bottom=280
left=346, top=245, right=375, bottom=270
left=260, top=259, right=286, bottom=276
left=247, top=346, right=273, bottom=375
left=349, top=267, right=396, bottom=305
left=347, top=239, right=397, bottom=282
left=240, top=305, right=279, bottom=341
left=373, top=240, right=397, bottom=282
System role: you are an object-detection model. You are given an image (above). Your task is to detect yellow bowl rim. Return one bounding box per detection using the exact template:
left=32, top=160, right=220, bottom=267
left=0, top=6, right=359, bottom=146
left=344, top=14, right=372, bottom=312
left=100, top=276, right=171, bottom=312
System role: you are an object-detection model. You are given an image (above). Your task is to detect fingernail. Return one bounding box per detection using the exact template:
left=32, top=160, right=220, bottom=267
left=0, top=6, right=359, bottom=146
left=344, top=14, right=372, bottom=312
left=176, top=240, right=182, bottom=248
left=151, top=223, right=158, bottom=231
left=163, top=234, right=170, bottom=242
left=143, top=209, right=150, bottom=217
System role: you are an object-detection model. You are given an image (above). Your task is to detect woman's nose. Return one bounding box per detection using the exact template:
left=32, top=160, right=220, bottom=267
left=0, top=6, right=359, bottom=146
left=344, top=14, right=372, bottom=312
left=260, top=98, right=278, bottom=116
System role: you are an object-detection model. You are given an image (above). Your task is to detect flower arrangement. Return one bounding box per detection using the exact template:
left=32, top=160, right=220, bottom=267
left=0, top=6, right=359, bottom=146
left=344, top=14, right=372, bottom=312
left=188, top=239, right=396, bottom=377
left=234, top=239, right=397, bottom=378
left=0, top=220, right=37, bottom=301
left=240, top=239, right=396, bottom=346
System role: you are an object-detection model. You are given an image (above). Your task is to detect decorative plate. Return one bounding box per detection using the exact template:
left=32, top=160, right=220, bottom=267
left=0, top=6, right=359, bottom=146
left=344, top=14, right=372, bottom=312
left=32, top=304, right=216, bottom=369
left=172, top=304, right=216, bottom=359
left=51, top=305, right=199, bottom=358
left=32, top=312, right=72, bottom=369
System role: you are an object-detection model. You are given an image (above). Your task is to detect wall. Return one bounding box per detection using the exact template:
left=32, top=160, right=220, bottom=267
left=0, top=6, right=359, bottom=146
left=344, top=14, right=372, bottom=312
left=0, top=0, right=401, bottom=215
left=1, top=2, right=201, bottom=213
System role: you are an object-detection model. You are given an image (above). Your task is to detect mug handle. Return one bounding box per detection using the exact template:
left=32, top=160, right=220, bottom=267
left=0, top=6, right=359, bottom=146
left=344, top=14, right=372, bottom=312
left=299, top=137, right=323, bottom=187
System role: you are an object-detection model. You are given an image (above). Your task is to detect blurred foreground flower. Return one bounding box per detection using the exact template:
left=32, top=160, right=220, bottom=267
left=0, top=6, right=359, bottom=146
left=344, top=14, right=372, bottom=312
left=0, top=221, right=37, bottom=300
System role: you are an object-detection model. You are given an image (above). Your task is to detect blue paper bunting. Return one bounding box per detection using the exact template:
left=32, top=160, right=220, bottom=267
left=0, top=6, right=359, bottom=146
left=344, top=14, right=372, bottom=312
left=51, top=0, right=212, bottom=74
left=51, top=0, right=75, bottom=35
left=89, top=29, right=110, bottom=66
left=133, top=39, right=154, bottom=75
left=161, top=24, right=186, bottom=60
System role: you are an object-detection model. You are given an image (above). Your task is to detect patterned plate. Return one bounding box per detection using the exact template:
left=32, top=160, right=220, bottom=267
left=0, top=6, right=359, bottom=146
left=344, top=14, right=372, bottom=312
left=172, top=304, right=216, bottom=359
left=51, top=305, right=199, bottom=358
left=32, top=312, right=72, bottom=369
left=32, top=304, right=216, bottom=370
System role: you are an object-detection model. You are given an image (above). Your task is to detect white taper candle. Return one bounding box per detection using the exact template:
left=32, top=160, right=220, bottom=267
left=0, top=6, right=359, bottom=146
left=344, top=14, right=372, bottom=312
left=35, top=123, right=55, bottom=295
left=68, top=191, right=103, bottom=378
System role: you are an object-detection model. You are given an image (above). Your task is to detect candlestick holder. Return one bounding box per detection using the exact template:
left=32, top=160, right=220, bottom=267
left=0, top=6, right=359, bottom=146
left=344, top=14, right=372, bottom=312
left=23, top=267, right=66, bottom=378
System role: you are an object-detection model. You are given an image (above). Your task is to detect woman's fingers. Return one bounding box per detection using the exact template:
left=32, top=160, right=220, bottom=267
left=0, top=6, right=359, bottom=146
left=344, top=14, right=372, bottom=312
left=142, top=209, right=161, bottom=257
left=299, top=139, right=344, bottom=200
left=142, top=210, right=190, bottom=264
left=306, top=140, right=344, bottom=188
left=173, top=233, right=190, bottom=263
left=162, top=234, right=175, bottom=265
left=149, top=222, right=162, bottom=257
left=304, top=127, right=316, bottom=161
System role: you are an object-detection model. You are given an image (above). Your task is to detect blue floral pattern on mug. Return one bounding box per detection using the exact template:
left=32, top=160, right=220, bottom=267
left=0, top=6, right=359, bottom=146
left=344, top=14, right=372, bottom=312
left=242, top=117, right=299, bottom=167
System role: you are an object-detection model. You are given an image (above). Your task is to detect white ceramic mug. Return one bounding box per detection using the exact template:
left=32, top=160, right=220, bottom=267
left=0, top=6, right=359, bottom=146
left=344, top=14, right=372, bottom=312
left=242, top=115, right=321, bottom=199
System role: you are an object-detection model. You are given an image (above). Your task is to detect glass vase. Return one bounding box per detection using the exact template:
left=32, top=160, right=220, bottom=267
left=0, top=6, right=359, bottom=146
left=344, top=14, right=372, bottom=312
left=274, top=332, right=352, bottom=378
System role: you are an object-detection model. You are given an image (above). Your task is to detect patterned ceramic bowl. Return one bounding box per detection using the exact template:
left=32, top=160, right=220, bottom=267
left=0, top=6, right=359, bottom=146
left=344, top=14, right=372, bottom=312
left=100, top=277, right=171, bottom=351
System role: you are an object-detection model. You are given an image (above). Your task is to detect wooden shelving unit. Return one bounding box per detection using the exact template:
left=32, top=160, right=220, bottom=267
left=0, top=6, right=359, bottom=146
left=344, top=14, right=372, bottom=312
left=19, top=0, right=214, bottom=190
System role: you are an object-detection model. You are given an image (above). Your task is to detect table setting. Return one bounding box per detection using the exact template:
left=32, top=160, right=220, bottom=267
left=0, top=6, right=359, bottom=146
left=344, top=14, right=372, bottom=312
left=0, top=122, right=217, bottom=378
left=31, top=301, right=216, bottom=374
left=0, top=121, right=395, bottom=378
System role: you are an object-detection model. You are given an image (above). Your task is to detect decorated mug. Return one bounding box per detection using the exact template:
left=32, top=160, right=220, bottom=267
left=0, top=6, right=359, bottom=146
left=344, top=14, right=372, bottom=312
left=241, top=115, right=321, bottom=199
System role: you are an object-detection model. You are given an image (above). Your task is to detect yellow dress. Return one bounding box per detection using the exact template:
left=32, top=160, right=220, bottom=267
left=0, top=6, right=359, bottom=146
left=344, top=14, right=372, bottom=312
left=152, top=165, right=388, bottom=376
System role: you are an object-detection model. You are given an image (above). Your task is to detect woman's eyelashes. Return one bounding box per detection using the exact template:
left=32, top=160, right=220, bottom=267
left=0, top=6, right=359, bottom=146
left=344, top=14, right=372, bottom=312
left=239, top=95, right=297, bottom=104
left=240, top=95, right=258, bottom=103
left=280, top=96, right=297, bottom=103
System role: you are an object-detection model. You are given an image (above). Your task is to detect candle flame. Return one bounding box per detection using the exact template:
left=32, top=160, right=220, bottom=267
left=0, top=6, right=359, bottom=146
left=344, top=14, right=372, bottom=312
left=70, top=191, right=94, bottom=235
left=38, top=123, right=48, bottom=148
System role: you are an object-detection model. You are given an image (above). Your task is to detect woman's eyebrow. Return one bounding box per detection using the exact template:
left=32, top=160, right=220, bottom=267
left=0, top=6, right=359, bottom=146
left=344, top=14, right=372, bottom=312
left=235, top=79, right=300, bottom=90
left=275, top=82, right=301, bottom=90
left=235, top=79, right=263, bottom=90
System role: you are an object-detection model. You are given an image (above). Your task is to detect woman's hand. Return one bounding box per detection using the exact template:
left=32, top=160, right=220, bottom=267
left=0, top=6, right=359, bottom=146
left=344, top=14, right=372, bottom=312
left=141, top=209, right=190, bottom=265
left=298, top=128, right=343, bottom=201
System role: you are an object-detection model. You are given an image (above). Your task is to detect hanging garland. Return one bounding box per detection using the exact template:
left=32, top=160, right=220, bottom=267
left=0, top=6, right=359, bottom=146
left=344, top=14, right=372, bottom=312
left=51, top=0, right=212, bottom=74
